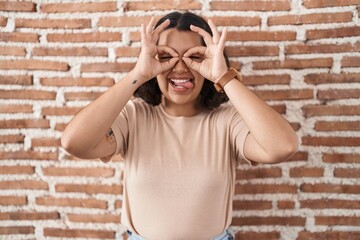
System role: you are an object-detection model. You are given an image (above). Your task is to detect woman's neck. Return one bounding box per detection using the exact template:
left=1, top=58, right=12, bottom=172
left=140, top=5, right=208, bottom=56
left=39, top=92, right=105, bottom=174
left=161, top=100, right=200, bottom=117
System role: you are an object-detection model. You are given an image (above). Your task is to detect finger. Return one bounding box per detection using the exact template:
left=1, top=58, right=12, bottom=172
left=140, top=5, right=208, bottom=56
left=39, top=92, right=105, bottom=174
left=208, top=19, right=220, bottom=43
left=190, top=25, right=213, bottom=46
left=146, top=17, right=155, bottom=36
left=160, top=57, right=179, bottom=72
left=157, top=45, right=178, bottom=57
left=183, top=46, right=206, bottom=57
left=182, top=56, right=201, bottom=72
left=152, top=19, right=170, bottom=41
left=140, top=23, right=146, bottom=45
left=218, top=27, right=227, bottom=49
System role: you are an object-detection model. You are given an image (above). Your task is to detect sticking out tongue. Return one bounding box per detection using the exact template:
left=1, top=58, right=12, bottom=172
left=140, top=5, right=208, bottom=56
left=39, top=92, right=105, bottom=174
left=172, top=80, right=194, bottom=89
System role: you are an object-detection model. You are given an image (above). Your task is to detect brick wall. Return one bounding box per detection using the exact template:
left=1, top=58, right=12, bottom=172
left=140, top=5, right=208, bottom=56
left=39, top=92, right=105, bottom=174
left=0, top=0, right=359, bottom=239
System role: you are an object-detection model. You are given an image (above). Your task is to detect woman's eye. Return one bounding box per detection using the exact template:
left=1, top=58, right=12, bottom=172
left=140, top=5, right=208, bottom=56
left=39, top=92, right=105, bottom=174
left=159, top=56, right=172, bottom=61
left=190, top=56, right=203, bottom=62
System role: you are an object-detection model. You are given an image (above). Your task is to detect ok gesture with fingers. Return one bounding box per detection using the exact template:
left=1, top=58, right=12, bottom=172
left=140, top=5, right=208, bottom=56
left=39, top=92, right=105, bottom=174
left=133, top=17, right=179, bottom=83
left=182, top=19, right=229, bottom=83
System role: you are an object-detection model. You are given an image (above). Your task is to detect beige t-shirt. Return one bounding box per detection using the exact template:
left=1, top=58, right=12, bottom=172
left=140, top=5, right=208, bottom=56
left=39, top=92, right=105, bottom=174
left=108, top=99, right=250, bottom=240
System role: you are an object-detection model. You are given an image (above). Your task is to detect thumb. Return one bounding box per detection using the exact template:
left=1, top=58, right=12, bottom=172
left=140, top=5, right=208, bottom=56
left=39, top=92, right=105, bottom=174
left=182, top=57, right=201, bottom=72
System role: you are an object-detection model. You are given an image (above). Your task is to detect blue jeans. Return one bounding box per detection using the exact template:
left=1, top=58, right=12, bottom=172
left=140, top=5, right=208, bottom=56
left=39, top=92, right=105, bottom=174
left=126, top=228, right=235, bottom=240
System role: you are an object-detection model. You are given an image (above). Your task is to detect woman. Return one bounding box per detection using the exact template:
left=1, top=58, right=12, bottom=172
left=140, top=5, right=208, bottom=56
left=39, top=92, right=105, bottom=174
left=61, top=12, right=298, bottom=240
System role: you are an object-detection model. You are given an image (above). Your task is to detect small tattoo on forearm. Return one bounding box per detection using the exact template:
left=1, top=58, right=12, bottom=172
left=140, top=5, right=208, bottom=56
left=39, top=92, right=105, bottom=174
left=132, top=80, right=137, bottom=84
left=105, top=128, right=115, bottom=144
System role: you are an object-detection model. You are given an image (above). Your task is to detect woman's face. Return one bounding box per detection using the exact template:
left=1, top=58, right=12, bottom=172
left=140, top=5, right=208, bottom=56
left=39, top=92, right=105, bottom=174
left=156, top=28, right=205, bottom=110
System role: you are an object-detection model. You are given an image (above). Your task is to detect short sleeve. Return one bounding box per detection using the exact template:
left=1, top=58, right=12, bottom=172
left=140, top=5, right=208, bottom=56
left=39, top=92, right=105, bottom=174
left=100, top=101, right=135, bottom=162
left=227, top=105, right=254, bottom=166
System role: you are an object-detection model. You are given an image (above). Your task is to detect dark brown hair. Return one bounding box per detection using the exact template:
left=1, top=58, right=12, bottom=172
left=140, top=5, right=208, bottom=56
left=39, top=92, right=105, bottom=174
left=134, top=11, right=229, bottom=111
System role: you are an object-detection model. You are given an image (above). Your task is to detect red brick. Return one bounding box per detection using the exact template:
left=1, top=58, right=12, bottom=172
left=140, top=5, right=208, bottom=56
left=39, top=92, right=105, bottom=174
left=0, top=166, right=34, bottom=175
left=342, top=56, right=360, bottom=67
left=115, top=47, right=141, bottom=57
left=307, top=26, right=360, bottom=40
left=268, top=12, right=352, bottom=25
left=212, top=16, right=261, bottom=26
left=303, top=0, right=360, bottom=8
left=233, top=200, right=272, bottom=210
left=41, top=2, right=117, bottom=13
left=211, top=0, right=290, bottom=11
left=315, top=121, right=360, bottom=131
left=226, top=45, right=279, bottom=57
left=0, top=196, right=27, bottom=205
left=300, top=183, right=360, bottom=194
left=47, top=32, right=121, bottom=42
left=33, top=47, right=107, bottom=57
left=300, top=199, right=360, bottom=209
left=318, top=89, right=360, bottom=100
left=0, top=104, right=33, bottom=113
left=286, top=42, right=360, bottom=54
left=40, top=77, right=114, bottom=86
left=0, top=60, right=69, bottom=71
left=98, top=16, right=152, bottom=27
left=236, top=231, right=280, bottom=240
left=0, top=2, right=36, bottom=12
left=81, top=62, right=135, bottom=73
left=15, top=19, right=91, bottom=29
left=323, top=153, right=359, bottom=163
left=32, top=138, right=60, bottom=147
left=0, top=46, right=26, bottom=56
left=115, top=200, right=122, bottom=209
left=236, top=168, right=282, bottom=179
left=55, top=123, right=67, bottom=132
left=243, top=75, right=290, bottom=86
left=67, top=213, right=120, bottom=223
left=44, top=228, right=115, bottom=238
left=0, top=75, right=32, bottom=85
left=0, top=151, right=58, bottom=160
left=0, top=119, right=50, bottom=129
left=227, top=31, right=296, bottom=41
left=0, top=134, right=25, bottom=144
left=297, top=231, right=360, bottom=240
left=42, top=167, right=114, bottom=177
left=289, top=167, right=324, bottom=177
left=0, top=211, right=59, bottom=220
left=235, top=184, right=297, bottom=194
left=55, top=184, right=122, bottom=194
left=334, top=168, right=360, bottom=178
left=36, top=197, right=107, bottom=209
left=124, top=0, right=202, bottom=11
left=0, top=180, right=48, bottom=190
left=253, top=58, right=333, bottom=69
left=255, top=89, right=313, bottom=100
left=0, top=226, right=34, bottom=235
left=302, top=105, right=360, bottom=116
left=304, top=73, right=360, bottom=84
left=233, top=216, right=305, bottom=226
left=41, top=106, right=82, bottom=116
left=65, top=92, right=102, bottom=101
left=315, top=216, right=360, bottom=226
left=302, top=136, right=359, bottom=146
left=0, top=90, right=56, bottom=100
left=277, top=200, right=295, bottom=209
left=0, top=32, right=39, bottom=42
left=0, top=16, right=6, bottom=27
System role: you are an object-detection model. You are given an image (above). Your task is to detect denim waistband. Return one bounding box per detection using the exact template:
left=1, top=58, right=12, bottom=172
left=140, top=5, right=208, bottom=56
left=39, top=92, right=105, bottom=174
left=126, top=228, right=234, bottom=240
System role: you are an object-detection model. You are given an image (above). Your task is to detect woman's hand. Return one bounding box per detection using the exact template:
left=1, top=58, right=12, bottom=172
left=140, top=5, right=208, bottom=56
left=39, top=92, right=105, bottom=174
left=182, top=19, right=228, bottom=83
left=132, top=17, right=179, bottom=82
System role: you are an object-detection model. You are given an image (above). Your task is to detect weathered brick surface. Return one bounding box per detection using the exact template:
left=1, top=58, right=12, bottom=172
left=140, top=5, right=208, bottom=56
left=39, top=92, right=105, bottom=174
left=1, top=0, right=359, bottom=238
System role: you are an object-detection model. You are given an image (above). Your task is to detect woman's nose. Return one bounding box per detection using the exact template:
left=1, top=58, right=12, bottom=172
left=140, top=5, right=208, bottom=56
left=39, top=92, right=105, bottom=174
left=172, top=58, right=188, bottom=73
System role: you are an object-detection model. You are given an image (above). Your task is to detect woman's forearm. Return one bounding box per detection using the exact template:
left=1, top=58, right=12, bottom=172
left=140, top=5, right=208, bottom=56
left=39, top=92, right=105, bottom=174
left=61, top=71, right=144, bottom=155
left=224, top=78, right=298, bottom=162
